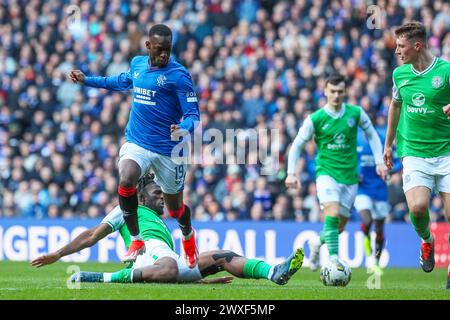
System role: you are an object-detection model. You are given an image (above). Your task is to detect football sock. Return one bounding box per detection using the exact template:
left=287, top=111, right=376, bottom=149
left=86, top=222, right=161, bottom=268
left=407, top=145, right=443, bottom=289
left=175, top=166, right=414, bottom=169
left=359, top=209, right=372, bottom=234
left=131, top=269, right=143, bottom=282
left=131, top=235, right=143, bottom=242
left=108, top=268, right=133, bottom=283
left=103, top=273, right=111, bottom=282
left=319, top=232, right=325, bottom=245
left=243, top=259, right=271, bottom=279
left=118, top=186, right=139, bottom=236
left=375, top=232, right=384, bottom=264
left=409, top=209, right=432, bottom=242
left=178, top=204, right=193, bottom=237
left=363, top=235, right=372, bottom=258
left=323, top=216, right=339, bottom=256
left=361, top=223, right=370, bottom=236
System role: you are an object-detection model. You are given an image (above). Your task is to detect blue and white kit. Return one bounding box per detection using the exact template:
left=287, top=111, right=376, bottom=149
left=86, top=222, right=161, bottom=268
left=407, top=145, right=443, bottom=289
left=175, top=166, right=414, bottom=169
left=84, top=56, right=200, bottom=193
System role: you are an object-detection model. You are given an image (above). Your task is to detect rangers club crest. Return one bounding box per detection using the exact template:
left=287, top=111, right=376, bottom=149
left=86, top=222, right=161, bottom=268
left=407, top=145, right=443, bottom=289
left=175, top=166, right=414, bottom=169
left=431, top=76, right=443, bottom=88
left=157, top=74, right=167, bottom=86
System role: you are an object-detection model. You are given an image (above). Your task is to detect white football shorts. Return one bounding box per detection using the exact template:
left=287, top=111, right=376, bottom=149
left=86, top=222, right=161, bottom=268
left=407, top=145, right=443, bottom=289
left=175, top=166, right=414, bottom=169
left=132, top=239, right=202, bottom=283
left=316, top=175, right=358, bottom=218
left=402, top=154, right=450, bottom=193
left=354, top=194, right=389, bottom=220
left=118, top=142, right=188, bottom=194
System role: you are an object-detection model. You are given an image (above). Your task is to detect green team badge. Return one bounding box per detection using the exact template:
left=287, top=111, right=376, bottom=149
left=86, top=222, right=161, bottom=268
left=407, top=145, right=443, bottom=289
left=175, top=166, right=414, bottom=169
left=347, top=118, right=355, bottom=127
left=431, top=75, right=443, bottom=88
left=411, top=93, right=425, bottom=106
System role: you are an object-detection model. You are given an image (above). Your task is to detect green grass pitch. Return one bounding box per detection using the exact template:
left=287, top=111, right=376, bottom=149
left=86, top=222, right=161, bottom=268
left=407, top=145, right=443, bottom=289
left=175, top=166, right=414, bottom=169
left=0, top=261, right=448, bottom=300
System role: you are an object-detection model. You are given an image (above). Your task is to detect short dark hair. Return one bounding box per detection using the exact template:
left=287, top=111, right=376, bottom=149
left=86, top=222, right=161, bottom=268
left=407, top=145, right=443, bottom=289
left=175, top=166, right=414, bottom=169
left=148, top=24, right=172, bottom=38
left=394, top=21, right=427, bottom=43
left=325, top=74, right=346, bottom=87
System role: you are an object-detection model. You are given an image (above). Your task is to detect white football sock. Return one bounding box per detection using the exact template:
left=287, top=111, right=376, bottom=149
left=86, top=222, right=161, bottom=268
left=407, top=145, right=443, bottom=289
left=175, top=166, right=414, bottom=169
left=103, top=273, right=112, bottom=283
left=131, top=235, right=143, bottom=242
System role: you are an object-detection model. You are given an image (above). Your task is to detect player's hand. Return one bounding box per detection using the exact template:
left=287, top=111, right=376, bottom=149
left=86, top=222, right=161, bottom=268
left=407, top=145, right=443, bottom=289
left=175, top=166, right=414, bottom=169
left=443, top=104, right=450, bottom=120
left=285, top=174, right=300, bottom=189
left=383, top=146, right=393, bottom=171
left=69, top=70, right=85, bottom=84
left=197, top=276, right=234, bottom=284
left=375, top=163, right=389, bottom=181
left=30, top=253, right=61, bottom=268
left=170, top=124, right=189, bottom=141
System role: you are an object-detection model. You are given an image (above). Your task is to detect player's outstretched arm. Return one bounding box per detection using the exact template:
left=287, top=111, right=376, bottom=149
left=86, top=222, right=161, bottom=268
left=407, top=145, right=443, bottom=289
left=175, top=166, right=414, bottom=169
left=68, top=69, right=133, bottom=91
left=30, top=224, right=112, bottom=268
left=69, top=70, right=85, bottom=83
left=384, top=99, right=402, bottom=170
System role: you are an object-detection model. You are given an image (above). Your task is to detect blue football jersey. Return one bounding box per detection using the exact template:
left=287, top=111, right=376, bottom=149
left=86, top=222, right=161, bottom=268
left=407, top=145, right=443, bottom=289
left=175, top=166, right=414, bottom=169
left=357, top=128, right=387, bottom=201
left=84, top=56, right=200, bottom=156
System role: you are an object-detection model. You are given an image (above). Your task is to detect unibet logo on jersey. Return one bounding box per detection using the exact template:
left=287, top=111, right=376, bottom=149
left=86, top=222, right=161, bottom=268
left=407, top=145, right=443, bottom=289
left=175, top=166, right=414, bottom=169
left=392, top=57, right=450, bottom=158
left=133, top=87, right=157, bottom=106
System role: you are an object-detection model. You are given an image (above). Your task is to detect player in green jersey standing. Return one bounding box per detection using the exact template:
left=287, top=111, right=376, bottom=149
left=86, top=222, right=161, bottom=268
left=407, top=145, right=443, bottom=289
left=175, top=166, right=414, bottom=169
left=383, top=22, right=450, bottom=288
left=286, top=74, right=387, bottom=271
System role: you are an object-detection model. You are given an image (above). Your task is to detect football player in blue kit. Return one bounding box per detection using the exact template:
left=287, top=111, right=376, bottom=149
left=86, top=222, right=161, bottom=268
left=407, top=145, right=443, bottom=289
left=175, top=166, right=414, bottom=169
left=69, top=24, right=200, bottom=267
left=355, top=124, right=400, bottom=275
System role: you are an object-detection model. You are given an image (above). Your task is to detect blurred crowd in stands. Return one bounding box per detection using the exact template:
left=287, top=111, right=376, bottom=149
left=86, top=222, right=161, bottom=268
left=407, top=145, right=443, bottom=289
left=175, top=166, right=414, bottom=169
left=0, top=0, right=449, bottom=222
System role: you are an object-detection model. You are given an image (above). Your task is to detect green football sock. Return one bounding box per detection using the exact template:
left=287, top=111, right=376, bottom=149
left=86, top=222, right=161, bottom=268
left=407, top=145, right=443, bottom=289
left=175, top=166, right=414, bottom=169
left=243, top=259, right=271, bottom=279
left=110, top=268, right=133, bottom=283
left=409, top=210, right=432, bottom=242
left=323, top=216, right=339, bottom=256
left=319, top=232, right=325, bottom=245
